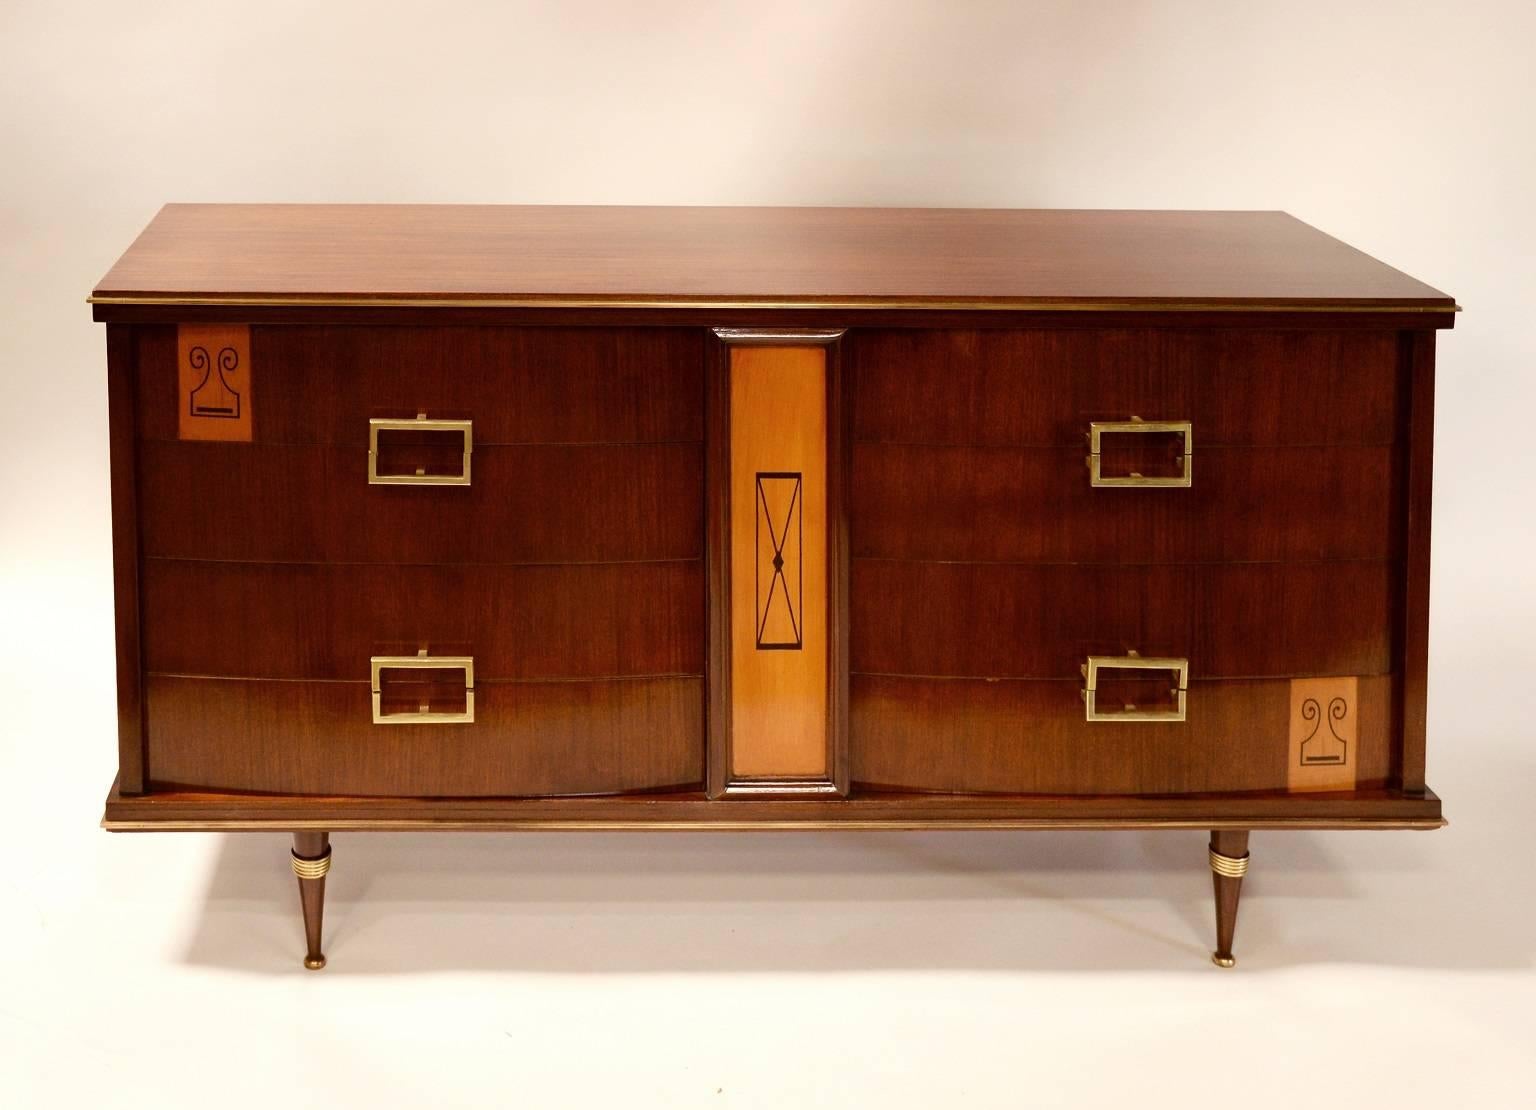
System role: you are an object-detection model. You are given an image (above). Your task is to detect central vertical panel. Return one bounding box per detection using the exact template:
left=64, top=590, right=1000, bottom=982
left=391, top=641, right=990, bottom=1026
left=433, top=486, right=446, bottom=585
left=731, top=347, right=827, bottom=776
left=708, top=329, right=847, bottom=796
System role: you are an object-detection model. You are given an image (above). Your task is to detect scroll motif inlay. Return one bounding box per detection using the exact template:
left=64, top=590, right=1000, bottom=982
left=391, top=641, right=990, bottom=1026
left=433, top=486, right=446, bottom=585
left=177, top=324, right=252, bottom=442
left=1287, top=676, right=1359, bottom=791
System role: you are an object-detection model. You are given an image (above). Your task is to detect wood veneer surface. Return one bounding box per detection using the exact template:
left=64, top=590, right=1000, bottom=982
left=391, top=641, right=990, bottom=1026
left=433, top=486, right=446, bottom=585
left=728, top=346, right=829, bottom=777
left=146, top=675, right=703, bottom=797
left=848, top=328, right=1405, bottom=446
left=94, top=205, right=1453, bottom=309
left=850, top=674, right=1395, bottom=795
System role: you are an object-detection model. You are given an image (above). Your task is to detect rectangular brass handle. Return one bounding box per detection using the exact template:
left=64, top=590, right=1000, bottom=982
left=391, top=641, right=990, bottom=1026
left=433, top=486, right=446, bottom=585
left=368, top=415, right=472, bottom=485
left=370, top=653, right=475, bottom=724
left=1088, top=419, right=1192, bottom=487
left=1081, top=652, right=1188, bottom=722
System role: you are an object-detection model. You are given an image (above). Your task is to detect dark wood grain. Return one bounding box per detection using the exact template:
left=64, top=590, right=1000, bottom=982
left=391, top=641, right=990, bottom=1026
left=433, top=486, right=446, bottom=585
left=1398, top=331, right=1435, bottom=794
left=138, top=441, right=702, bottom=564
left=849, top=328, right=1404, bottom=446
left=134, top=324, right=703, bottom=445
left=145, top=675, right=704, bottom=797
left=142, top=561, right=702, bottom=681
left=851, top=560, right=1394, bottom=679
left=93, top=206, right=1454, bottom=309
left=853, top=443, right=1401, bottom=564
left=106, top=325, right=145, bottom=794
left=850, top=674, right=1395, bottom=795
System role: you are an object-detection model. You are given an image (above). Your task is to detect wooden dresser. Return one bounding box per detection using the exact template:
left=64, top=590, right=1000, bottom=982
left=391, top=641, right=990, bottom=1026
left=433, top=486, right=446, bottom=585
left=92, top=205, right=1454, bottom=969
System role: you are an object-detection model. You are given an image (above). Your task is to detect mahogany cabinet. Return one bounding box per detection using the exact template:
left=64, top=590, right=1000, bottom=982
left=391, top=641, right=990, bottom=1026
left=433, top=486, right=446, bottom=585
left=92, top=205, right=1454, bottom=969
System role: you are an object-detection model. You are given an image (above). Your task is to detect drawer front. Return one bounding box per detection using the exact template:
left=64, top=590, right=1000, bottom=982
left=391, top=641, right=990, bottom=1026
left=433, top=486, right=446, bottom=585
left=852, top=560, right=1393, bottom=680
left=132, top=323, right=708, bottom=798
left=853, top=442, right=1400, bottom=563
left=135, top=324, right=704, bottom=445
left=143, top=561, right=703, bottom=681
left=850, top=328, right=1403, bottom=446
left=139, top=441, right=702, bottom=563
left=145, top=674, right=703, bottom=797
left=134, top=323, right=704, bottom=564
left=851, top=674, right=1395, bottom=795
left=848, top=559, right=1399, bottom=795
left=141, top=560, right=704, bottom=797
left=846, top=326, right=1406, bottom=796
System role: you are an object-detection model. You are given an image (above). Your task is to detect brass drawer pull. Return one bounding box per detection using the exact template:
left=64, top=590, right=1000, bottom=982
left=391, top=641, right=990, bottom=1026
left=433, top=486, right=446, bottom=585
left=1082, top=652, right=1189, bottom=722
left=370, top=652, right=475, bottom=724
left=1088, top=418, right=1192, bottom=487
left=368, top=415, right=472, bottom=485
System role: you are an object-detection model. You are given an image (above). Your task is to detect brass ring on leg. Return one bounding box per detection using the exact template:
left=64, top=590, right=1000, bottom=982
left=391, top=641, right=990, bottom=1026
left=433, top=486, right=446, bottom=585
left=291, top=850, right=332, bottom=880
left=1208, top=847, right=1250, bottom=879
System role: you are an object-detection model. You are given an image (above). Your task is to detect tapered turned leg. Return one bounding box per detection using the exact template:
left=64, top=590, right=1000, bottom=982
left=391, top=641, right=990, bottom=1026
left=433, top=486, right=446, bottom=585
left=1208, top=830, right=1250, bottom=968
left=291, top=832, right=331, bottom=970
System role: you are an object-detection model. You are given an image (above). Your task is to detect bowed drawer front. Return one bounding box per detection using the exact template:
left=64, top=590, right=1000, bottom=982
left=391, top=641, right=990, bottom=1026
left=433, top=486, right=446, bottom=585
left=129, top=324, right=707, bottom=798
left=844, top=327, right=1411, bottom=796
left=125, top=319, right=1415, bottom=800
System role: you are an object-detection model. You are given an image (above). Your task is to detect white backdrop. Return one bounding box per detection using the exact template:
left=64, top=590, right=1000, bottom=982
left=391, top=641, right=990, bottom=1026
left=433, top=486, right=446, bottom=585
left=3, top=3, right=1533, bottom=1107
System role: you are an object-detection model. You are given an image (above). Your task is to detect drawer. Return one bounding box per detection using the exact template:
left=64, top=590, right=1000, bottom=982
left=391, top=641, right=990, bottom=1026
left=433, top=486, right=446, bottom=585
left=851, top=674, right=1396, bottom=795
left=851, top=560, right=1393, bottom=679
left=135, top=325, right=704, bottom=445
left=145, top=674, right=703, bottom=797
left=850, top=328, right=1404, bottom=446
left=142, top=561, right=703, bottom=681
left=853, top=442, right=1400, bottom=563
left=139, top=441, right=702, bottom=563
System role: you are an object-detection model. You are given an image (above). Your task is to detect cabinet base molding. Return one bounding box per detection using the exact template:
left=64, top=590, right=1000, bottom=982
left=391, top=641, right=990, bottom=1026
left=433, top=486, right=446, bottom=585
left=103, top=779, right=1443, bottom=832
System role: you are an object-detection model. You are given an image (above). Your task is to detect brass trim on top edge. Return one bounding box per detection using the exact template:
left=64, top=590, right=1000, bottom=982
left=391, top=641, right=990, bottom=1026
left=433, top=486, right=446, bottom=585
left=87, top=294, right=1463, bottom=313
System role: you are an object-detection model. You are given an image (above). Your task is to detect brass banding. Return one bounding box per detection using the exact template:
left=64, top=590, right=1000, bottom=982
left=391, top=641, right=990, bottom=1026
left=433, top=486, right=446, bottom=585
left=86, top=293, right=1462, bottom=313
left=1209, top=847, right=1250, bottom=878
left=291, top=850, right=332, bottom=880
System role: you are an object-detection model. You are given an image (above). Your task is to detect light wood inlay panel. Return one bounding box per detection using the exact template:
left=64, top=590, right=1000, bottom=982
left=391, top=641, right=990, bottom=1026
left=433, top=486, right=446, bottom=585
left=177, top=324, right=251, bottom=441
left=1288, top=676, right=1361, bottom=791
left=729, top=346, right=828, bottom=777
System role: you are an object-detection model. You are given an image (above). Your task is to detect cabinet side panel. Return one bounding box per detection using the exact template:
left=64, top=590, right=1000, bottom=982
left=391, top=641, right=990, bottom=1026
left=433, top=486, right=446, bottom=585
left=106, top=325, right=145, bottom=793
left=1398, top=331, right=1436, bottom=793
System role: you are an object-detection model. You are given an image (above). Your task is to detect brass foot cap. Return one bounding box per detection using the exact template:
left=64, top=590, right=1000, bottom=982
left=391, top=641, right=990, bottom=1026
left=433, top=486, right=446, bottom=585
left=1212, top=952, right=1236, bottom=969
left=303, top=955, right=327, bottom=970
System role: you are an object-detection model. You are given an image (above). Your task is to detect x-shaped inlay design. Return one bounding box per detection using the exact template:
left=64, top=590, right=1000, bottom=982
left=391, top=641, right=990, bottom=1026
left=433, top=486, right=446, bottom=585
left=755, top=471, right=803, bottom=650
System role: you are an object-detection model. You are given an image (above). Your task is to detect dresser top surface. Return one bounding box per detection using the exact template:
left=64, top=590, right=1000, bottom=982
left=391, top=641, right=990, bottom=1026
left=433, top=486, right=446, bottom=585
left=91, top=204, right=1453, bottom=311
